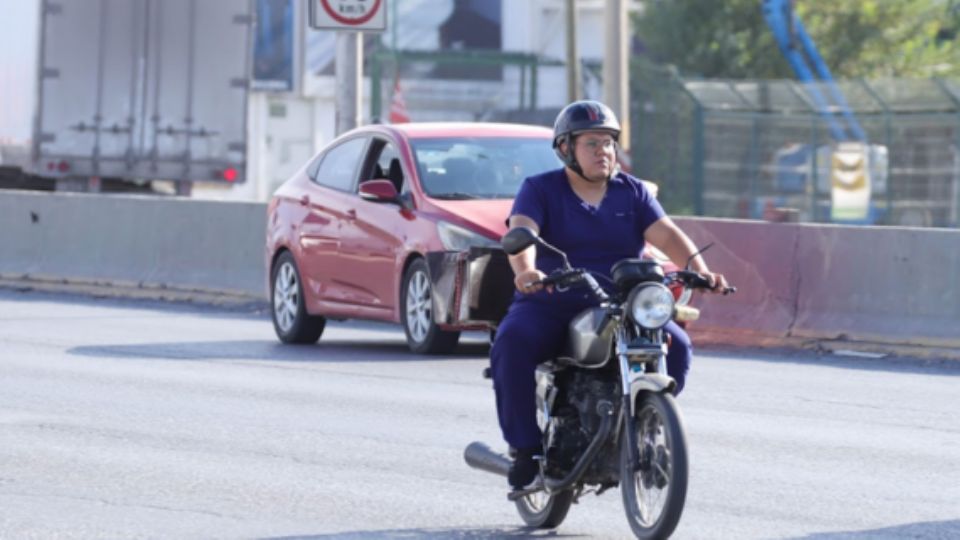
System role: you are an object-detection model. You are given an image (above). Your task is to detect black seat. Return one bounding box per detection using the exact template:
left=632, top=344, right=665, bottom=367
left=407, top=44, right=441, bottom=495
left=387, top=158, right=404, bottom=192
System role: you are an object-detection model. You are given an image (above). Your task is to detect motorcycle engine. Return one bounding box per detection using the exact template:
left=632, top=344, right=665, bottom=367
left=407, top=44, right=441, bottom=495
left=543, top=369, right=618, bottom=479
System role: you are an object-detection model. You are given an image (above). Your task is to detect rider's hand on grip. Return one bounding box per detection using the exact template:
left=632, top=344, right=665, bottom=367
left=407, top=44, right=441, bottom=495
left=515, top=269, right=549, bottom=294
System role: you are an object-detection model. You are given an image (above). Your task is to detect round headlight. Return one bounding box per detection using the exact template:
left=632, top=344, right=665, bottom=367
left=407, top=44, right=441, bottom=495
left=628, top=283, right=675, bottom=329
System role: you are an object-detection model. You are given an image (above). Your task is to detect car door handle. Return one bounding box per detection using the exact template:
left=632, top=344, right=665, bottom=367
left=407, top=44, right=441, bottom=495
left=299, top=195, right=310, bottom=206
left=345, top=209, right=357, bottom=220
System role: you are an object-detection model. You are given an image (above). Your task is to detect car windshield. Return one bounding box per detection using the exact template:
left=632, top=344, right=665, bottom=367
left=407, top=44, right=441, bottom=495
left=410, top=137, right=561, bottom=199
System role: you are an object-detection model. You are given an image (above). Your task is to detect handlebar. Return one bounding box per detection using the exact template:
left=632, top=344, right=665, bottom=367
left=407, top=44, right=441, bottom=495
left=536, top=268, right=609, bottom=302
left=531, top=268, right=735, bottom=298
left=672, top=270, right=737, bottom=295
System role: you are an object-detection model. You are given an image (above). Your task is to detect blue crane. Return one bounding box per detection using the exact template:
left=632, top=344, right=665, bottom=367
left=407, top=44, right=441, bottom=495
left=761, top=0, right=867, bottom=142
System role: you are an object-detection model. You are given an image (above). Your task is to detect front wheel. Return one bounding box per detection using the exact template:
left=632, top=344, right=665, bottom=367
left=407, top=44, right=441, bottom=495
left=620, top=392, right=689, bottom=539
left=515, top=489, right=575, bottom=529
left=400, top=258, right=460, bottom=354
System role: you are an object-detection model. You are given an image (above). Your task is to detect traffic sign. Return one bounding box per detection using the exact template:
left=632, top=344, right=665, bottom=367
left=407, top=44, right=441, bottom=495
left=308, top=0, right=386, bottom=32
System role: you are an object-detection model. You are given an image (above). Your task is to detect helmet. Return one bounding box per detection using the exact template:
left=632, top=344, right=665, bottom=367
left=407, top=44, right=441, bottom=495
left=552, top=100, right=621, bottom=176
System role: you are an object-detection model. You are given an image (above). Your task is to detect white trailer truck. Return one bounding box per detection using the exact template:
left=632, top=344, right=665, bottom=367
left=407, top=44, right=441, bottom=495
left=0, top=0, right=253, bottom=195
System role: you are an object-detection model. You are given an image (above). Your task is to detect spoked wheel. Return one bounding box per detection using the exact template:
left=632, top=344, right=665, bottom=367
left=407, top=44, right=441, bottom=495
left=620, top=392, right=688, bottom=539
left=515, top=488, right=575, bottom=529
left=271, top=251, right=325, bottom=344
left=400, top=258, right=459, bottom=354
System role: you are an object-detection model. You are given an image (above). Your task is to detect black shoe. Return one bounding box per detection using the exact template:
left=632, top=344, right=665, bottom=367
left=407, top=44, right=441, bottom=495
left=508, top=447, right=540, bottom=490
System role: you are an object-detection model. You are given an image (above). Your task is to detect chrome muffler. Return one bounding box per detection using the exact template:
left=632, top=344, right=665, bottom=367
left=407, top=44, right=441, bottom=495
left=463, top=441, right=512, bottom=477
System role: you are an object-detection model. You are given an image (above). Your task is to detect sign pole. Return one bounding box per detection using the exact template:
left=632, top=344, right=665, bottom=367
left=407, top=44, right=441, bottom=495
left=603, top=0, right=629, bottom=150
left=310, top=1, right=386, bottom=135
left=335, top=31, right=363, bottom=135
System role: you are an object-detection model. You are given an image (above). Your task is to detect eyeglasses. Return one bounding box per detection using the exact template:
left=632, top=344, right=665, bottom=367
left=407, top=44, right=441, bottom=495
left=578, top=139, right=616, bottom=152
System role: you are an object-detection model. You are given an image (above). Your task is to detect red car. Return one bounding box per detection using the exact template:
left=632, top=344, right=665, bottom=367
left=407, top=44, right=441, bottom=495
left=265, top=122, right=560, bottom=353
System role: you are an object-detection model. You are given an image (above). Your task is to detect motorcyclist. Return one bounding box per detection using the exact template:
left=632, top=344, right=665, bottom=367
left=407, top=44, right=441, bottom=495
left=490, top=100, right=730, bottom=491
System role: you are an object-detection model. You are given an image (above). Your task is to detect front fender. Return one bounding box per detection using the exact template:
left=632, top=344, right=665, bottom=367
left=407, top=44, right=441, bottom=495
left=629, top=373, right=676, bottom=415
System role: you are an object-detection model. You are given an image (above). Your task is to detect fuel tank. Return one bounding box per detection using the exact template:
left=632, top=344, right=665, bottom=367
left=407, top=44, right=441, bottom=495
left=558, top=307, right=616, bottom=368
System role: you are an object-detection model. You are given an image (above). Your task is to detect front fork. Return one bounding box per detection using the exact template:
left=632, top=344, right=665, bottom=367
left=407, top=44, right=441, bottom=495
left=618, top=351, right=643, bottom=473
left=617, top=327, right=670, bottom=473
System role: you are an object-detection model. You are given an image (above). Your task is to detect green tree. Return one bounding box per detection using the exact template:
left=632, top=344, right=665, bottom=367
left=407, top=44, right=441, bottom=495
left=634, top=0, right=960, bottom=79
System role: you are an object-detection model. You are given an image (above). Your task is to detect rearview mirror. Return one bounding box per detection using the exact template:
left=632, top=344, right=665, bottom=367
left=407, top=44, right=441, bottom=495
left=501, top=226, right=538, bottom=255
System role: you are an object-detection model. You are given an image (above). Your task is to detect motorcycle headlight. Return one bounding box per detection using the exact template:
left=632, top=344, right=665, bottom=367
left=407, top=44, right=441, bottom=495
left=436, top=220, right=498, bottom=251
left=627, top=283, right=675, bottom=329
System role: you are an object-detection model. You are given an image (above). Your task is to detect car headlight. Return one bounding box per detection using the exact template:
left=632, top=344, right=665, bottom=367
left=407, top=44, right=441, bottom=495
left=627, top=283, right=675, bottom=329
left=436, top=221, right=498, bottom=251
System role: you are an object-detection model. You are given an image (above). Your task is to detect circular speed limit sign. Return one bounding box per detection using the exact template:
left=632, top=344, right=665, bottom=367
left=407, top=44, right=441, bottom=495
left=310, top=0, right=386, bottom=31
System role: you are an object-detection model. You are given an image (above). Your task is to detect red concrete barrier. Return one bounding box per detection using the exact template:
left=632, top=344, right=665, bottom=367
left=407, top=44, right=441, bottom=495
left=674, top=217, right=960, bottom=352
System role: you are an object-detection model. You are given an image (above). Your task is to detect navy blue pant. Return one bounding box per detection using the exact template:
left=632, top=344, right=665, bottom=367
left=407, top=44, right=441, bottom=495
left=490, top=299, right=692, bottom=450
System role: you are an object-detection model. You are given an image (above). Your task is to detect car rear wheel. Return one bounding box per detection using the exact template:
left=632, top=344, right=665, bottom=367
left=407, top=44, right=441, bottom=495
left=271, top=251, right=325, bottom=344
left=401, top=258, right=460, bottom=354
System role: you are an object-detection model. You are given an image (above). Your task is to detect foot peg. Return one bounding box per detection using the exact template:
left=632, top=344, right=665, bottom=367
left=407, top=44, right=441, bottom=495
left=507, top=480, right=544, bottom=501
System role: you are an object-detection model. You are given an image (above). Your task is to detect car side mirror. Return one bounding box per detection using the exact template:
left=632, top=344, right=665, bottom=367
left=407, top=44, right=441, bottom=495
left=359, top=179, right=400, bottom=202
left=501, top=226, right=538, bottom=255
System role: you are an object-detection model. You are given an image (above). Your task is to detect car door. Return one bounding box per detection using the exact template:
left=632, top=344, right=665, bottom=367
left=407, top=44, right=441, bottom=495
left=299, top=136, right=368, bottom=306
left=333, top=137, right=414, bottom=315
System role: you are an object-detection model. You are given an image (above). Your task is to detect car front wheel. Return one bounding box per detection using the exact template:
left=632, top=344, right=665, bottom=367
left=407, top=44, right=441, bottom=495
left=401, top=258, right=459, bottom=354
left=271, top=251, right=325, bottom=344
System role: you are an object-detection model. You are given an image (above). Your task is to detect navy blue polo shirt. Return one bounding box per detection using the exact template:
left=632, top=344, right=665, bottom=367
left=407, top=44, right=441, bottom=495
left=509, top=168, right=665, bottom=306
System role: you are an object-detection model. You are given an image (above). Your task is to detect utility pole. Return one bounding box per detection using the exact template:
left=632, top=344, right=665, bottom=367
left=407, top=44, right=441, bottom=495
left=566, top=0, right=580, bottom=102
left=335, top=32, right=363, bottom=136
left=603, top=0, right=629, bottom=149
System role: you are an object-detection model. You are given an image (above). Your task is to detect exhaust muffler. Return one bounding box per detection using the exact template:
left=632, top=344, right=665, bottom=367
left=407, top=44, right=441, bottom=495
left=463, top=441, right=512, bottom=477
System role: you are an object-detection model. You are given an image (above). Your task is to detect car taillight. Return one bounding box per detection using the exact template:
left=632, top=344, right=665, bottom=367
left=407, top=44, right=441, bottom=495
left=48, top=160, right=70, bottom=172
left=222, top=167, right=238, bottom=182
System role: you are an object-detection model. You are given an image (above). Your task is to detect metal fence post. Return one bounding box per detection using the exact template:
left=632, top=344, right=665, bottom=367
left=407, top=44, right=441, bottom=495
left=692, top=102, right=705, bottom=215
left=859, top=79, right=892, bottom=223
left=933, top=77, right=960, bottom=228
left=809, top=109, right=820, bottom=220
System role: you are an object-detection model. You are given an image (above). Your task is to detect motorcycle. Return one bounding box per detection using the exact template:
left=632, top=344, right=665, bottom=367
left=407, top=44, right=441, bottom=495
left=464, top=226, right=735, bottom=539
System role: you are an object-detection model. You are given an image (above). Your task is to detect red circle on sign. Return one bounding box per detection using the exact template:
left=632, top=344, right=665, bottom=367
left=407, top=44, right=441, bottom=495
left=320, top=0, right=383, bottom=25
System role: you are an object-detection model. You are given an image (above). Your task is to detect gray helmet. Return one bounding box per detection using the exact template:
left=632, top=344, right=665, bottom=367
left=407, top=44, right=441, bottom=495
left=552, top=100, right=621, bottom=177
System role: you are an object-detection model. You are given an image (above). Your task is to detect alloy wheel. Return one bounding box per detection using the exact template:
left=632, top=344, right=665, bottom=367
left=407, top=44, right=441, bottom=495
left=274, top=261, right=299, bottom=333
left=405, top=269, right=432, bottom=343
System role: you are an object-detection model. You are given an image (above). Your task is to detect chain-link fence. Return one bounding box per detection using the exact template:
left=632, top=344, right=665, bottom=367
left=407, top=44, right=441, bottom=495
left=632, top=60, right=960, bottom=228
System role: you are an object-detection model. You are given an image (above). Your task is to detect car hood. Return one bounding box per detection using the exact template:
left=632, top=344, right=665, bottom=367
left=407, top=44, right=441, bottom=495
left=424, top=198, right=513, bottom=239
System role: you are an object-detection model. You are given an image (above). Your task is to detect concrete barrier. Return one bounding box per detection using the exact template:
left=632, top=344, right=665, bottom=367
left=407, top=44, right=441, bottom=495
left=0, top=190, right=266, bottom=297
left=1, top=190, right=957, bottom=353
left=676, top=217, right=960, bottom=351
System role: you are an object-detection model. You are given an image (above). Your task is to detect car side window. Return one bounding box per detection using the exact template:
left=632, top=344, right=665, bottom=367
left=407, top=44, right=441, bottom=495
left=363, top=139, right=406, bottom=194
left=311, top=137, right=367, bottom=191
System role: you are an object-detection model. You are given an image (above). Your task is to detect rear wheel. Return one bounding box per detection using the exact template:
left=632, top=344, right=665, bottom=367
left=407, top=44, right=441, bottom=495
left=515, top=488, right=575, bottom=529
left=271, top=251, right=325, bottom=344
left=620, top=392, right=688, bottom=539
left=400, top=258, right=459, bottom=354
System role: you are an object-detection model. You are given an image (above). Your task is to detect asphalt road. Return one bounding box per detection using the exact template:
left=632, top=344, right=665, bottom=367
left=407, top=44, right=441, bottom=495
left=1, top=289, right=958, bottom=539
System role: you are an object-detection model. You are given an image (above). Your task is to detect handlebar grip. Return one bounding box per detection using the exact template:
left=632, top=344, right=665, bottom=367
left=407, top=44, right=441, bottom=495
left=538, top=275, right=560, bottom=287
left=539, top=269, right=585, bottom=290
